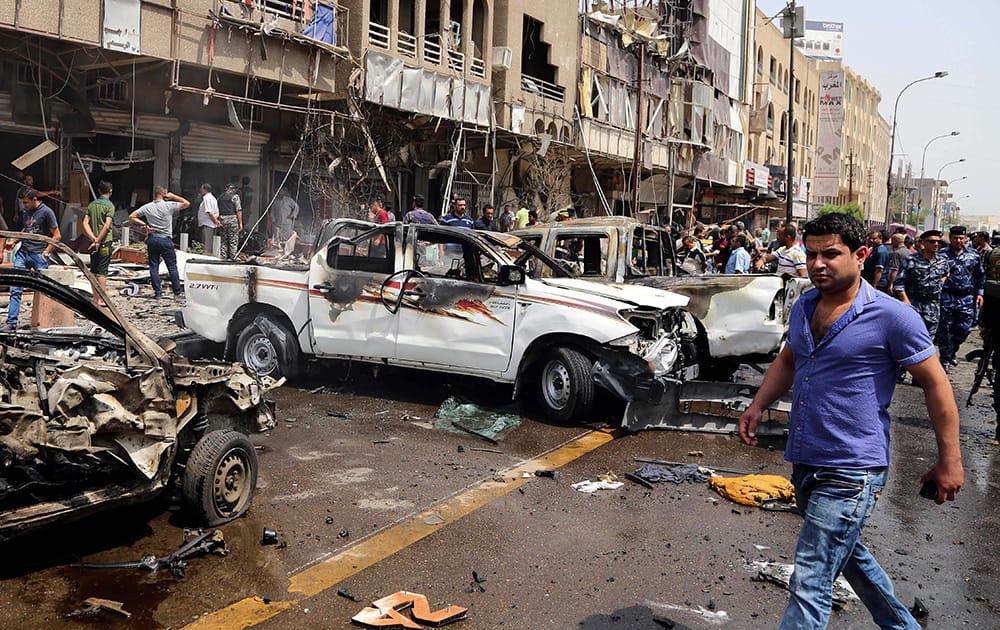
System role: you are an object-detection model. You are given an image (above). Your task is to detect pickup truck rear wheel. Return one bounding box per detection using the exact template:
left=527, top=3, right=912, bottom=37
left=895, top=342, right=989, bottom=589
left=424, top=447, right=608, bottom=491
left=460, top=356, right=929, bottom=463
left=182, top=430, right=258, bottom=526
left=537, top=347, right=594, bottom=423
left=235, top=315, right=300, bottom=380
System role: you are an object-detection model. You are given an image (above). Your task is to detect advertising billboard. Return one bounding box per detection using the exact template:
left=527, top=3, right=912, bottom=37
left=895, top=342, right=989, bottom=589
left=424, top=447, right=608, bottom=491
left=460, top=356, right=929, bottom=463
left=796, top=20, right=844, bottom=61
left=813, top=70, right=845, bottom=198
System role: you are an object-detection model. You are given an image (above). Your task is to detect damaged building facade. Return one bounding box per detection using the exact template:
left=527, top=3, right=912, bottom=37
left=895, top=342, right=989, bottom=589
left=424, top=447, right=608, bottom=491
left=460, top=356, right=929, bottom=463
left=1, top=0, right=891, bottom=241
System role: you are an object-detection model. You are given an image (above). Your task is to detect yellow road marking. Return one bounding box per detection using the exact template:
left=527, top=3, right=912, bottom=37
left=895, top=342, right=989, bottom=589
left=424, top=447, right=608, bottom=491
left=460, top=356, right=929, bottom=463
left=183, top=428, right=616, bottom=629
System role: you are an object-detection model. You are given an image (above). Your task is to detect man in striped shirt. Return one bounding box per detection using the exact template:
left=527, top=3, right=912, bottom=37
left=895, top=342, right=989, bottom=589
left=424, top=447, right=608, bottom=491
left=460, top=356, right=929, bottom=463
left=755, top=225, right=807, bottom=277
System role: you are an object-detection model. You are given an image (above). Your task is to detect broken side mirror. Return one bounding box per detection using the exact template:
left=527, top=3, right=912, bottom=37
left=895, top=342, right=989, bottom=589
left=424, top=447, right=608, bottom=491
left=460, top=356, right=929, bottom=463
left=497, top=265, right=525, bottom=286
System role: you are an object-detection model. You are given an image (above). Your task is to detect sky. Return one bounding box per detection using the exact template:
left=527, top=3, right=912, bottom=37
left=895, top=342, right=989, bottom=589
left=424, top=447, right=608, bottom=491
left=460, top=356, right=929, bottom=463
left=756, top=0, right=999, bottom=219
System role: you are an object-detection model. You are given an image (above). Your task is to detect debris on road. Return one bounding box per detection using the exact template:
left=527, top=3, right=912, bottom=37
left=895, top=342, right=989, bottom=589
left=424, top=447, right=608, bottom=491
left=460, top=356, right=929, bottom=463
left=623, top=472, right=655, bottom=489
left=751, top=561, right=858, bottom=607
left=72, top=529, right=228, bottom=578
left=910, top=597, right=929, bottom=619
left=633, top=463, right=708, bottom=484
left=467, top=570, right=487, bottom=593
left=66, top=598, right=132, bottom=619
left=641, top=599, right=730, bottom=627
left=352, top=591, right=468, bottom=628
left=433, top=396, right=521, bottom=442
left=326, top=409, right=352, bottom=419
left=572, top=473, right=624, bottom=493
left=261, top=528, right=279, bottom=545
left=533, top=469, right=558, bottom=479
left=709, top=474, right=795, bottom=507
left=337, top=588, right=362, bottom=602
left=423, top=514, right=447, bottom=526
left=634, top=457, right=756, bottom=476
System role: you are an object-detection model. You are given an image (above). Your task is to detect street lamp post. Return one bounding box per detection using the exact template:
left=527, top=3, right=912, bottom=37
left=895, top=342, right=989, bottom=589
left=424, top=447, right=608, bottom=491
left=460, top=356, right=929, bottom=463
left=883, top=71, right=949, bottom=226
left=933, top=159, right=966, bottom=229
left=919, top=131, right=959, bottom=206
left=948, top=194, right=971, bottom=226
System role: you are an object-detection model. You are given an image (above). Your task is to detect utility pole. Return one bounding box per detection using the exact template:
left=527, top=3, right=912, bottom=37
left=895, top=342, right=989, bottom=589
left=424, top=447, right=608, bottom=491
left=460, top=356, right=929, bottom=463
left=782, top=1, right=803, bottom=223
left=847, top=151, right=854, bottom=202
left=630, top=43, right=645, bottom=219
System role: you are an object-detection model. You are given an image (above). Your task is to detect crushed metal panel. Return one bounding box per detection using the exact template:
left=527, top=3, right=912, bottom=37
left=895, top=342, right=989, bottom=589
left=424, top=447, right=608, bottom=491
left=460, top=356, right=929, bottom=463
left=623, top=380, right=790, bottom=434
left=399, top=66, right=422, bottom=112
left=103, top=0, right=141, bottom=55
left=433, top=75, right=451, bottom=118
left=113, top=433, right=172, bottom=480
left=418, top=69, right=437, bottom=117
left=450, top=82, right=466, bottom=122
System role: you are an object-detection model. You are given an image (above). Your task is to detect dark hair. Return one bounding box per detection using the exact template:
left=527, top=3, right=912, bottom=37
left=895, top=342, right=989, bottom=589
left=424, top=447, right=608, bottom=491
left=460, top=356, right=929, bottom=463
left=17, top=187, right=38, bottom=200
left=201, top=183, right=213, bottom=194
left=412, top=193, right=424, bottom=205
left=682, top=235, right=696, bottom=245
left=528, top=210, right=538, bottom=219
left=733, top=234, right=747, bottom=247
left=98, top=181, right=113, bottom=195
left=781, top=225, right=797, bottom=239
left=241, top=176, right=251, bottom=185
left=802, top=213, right=866, bottom=252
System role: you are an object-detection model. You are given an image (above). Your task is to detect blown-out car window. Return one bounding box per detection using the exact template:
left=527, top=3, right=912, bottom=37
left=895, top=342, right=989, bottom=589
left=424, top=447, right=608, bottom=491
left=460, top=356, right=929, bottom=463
left=551, top=234, right=609, bottom=277
left=333, top=228, right=394, bottom=274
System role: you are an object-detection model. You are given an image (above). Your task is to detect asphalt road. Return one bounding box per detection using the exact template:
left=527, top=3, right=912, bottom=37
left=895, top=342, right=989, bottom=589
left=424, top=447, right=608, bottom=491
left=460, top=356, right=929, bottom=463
left=1, top=353, right=998, bottom=629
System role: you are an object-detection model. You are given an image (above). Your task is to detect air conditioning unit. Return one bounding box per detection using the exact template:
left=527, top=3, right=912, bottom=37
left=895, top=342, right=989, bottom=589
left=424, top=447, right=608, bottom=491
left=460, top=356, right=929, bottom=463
left=491, top=46, right=513, bottom=70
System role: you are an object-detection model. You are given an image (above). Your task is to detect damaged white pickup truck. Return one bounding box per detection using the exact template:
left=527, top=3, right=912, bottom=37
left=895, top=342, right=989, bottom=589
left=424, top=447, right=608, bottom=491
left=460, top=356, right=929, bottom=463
left=179, top=220, right=705, bottom=423
left=0, top=233, right=277, bottom=542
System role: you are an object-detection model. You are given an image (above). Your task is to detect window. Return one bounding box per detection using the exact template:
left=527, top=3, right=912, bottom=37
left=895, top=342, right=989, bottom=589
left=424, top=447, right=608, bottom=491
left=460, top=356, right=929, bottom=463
left=766, top=104, right=774, bottom=131
left=756, top=47, right=763, bottom=75
left=330, top=227, right=395, bottom=274
left=769, top=57, right=776, bottom=84
left=549, top=234, right=609, bottom=278
left=629, top=228, right=665, bottom=277
left=794, top=79, right=800, bottom=103
left=410, top=229, right=494, bottom=283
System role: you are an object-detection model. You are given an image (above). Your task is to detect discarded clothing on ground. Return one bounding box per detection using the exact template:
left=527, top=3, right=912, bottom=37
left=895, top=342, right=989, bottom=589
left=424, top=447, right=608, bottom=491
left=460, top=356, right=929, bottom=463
left=708, top=474, right=795, bottom=507
left=633, top=463, right=709, bottom=484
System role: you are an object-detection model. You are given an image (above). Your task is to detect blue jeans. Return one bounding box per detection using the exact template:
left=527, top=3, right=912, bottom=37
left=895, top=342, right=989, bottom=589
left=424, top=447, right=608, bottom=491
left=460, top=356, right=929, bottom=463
left=147, top=234, right=181, bottom=296
left=7, top=250, right=48, bottom=326
left=781, top=465, right=920, bottom=630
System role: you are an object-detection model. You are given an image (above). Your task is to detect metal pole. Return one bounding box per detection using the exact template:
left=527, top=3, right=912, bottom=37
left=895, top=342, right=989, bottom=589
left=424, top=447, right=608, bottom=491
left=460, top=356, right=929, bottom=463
left=883, top=72, right=949, bottom=226
left=919, top=131, right=959, bottom=207
left=631, top=44, right=645, bottom=219
left=785, top=0, right=795, bottom=223
left=933, top=159, right=965, bottom=230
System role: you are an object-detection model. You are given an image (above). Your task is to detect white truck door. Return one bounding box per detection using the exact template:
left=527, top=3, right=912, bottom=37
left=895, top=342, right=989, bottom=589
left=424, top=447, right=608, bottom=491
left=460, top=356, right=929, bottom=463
left=307, top=224, right=400, bottom=359
left=393, top=227, right=517, bottom=373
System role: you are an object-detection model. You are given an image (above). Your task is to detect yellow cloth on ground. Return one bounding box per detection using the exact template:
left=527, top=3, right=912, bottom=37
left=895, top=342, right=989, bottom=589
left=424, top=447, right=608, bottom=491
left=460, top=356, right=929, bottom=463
left=708, top=474, right=795, bottom=507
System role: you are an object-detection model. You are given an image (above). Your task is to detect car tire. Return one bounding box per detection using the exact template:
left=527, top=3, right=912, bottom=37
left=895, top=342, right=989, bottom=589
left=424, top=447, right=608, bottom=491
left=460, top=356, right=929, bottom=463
left=537, top=347, right=594, bottom=423
left=182, top=430, right=259, bottom=527
left=235, top=315, right=300, bottom=380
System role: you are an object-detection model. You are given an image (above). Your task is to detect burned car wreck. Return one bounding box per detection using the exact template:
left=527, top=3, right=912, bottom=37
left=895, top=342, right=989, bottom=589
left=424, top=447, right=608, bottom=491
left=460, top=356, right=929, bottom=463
left=0, top=232, right=277, bottom=543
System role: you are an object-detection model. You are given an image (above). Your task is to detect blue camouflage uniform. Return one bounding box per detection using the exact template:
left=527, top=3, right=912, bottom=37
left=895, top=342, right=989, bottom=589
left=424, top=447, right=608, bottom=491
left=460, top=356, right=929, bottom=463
left=898, top=251, right=949, bottom=338
left=936, top=245, right=985, bottom=364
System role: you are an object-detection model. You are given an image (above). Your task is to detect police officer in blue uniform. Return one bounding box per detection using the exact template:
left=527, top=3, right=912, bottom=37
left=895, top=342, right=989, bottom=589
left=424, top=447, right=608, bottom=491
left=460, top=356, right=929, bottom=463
left=897, top=230, right=949, bottom=339
left=937, top=225, right=985, bottom=370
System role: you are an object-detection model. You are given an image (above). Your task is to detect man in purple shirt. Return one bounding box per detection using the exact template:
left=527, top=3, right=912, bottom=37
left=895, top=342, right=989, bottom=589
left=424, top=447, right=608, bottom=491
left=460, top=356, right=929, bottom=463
left=738, top=213, right=963, bottom=629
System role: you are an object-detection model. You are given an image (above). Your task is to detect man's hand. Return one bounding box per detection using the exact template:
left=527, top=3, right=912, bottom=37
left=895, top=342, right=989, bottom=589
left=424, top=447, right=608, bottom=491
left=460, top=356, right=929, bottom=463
left=920, top=458, right=964, bottom=504
left=977, top=295, right=984, bottom=309
left=738, top=406, right=762, bottom=446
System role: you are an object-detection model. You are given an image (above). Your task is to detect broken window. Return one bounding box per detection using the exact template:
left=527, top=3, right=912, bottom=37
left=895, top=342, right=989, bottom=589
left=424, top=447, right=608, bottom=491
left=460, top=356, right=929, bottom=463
left=629, top=228, right=666, bottom=277
left=411, top=230, right=482, bottom=283
left=334, top=228, right=395, bottom=274
left=521, top=16, right=559, bottom=94
left=548, top=234, right=609, bottom=278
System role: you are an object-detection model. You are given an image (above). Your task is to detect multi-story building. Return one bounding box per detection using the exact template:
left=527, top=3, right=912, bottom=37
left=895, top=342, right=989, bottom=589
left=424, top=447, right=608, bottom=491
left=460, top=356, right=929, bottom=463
left=814, top=61, right=889, bottom=221
left=745, top=5, right=818, bottom=224
left=0, top=0, right=355, bottom=236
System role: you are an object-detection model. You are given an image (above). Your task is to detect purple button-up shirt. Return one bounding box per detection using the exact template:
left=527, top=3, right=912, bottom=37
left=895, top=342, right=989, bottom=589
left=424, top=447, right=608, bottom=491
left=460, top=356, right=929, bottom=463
left=785, top=280, right=936, bottom=468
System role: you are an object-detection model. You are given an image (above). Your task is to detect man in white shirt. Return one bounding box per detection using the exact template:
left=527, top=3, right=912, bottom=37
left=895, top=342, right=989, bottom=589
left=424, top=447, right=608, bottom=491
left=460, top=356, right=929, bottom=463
left=197, top=183, right=221, bottom=254
left=755, top=225, right=807, bottom=277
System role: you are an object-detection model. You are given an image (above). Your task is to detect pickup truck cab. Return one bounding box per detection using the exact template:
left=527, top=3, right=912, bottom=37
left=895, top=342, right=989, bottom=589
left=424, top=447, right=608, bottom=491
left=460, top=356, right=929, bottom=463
left=514, top=217, right=811, bottom=372
left=180, top=220, right=704, bottom=422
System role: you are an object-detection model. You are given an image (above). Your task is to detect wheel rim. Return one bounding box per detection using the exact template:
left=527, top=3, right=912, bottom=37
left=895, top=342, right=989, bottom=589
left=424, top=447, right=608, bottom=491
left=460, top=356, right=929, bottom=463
left=541, top=359, right=572, bottom=410
left=213, top=448, right=252, bottom=517
left=243, top=333, right=279, bottom=375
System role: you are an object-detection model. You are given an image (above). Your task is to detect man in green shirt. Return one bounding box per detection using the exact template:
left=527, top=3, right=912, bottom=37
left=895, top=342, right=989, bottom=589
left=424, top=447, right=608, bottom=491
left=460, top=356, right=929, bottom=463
left=82, top=180, right=115, bottom=307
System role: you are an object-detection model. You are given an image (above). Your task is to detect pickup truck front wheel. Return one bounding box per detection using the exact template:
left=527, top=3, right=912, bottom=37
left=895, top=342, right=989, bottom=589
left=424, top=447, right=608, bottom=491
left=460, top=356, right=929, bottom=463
left=235, top=315, right=301, bottom=380
left=537, top=347, right=594, bottom=423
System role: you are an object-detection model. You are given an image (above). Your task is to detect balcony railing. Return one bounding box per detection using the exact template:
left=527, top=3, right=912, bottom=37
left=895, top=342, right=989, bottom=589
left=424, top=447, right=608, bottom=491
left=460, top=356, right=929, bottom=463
left=521, top=74, right=565, bottom=103
left=369, top=21, right=390, bottom=49
left=424, top=35, right=442, bottom=65
left=224, top=0, right=349, bottom=49
left=470, top=56, right=486, bottom=79
left=398, top=31, right=417, bottom=58
left=447, top=50, right=465, bottom=73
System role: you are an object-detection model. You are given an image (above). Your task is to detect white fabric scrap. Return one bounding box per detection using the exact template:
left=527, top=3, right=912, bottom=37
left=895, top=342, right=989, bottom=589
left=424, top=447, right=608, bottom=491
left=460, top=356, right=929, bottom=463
left=572, top=479, right=624, bottom=493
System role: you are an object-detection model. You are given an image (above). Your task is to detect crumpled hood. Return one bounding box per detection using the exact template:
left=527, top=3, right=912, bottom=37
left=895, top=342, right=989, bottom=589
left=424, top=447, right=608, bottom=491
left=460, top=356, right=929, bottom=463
left=541, top=278, right=689, bottom=310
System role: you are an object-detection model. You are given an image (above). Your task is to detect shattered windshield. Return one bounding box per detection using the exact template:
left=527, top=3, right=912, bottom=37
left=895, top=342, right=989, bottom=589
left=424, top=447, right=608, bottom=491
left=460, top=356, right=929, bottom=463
left=478, top=233, right=573, bottom=279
